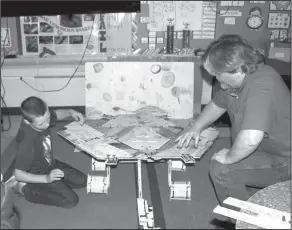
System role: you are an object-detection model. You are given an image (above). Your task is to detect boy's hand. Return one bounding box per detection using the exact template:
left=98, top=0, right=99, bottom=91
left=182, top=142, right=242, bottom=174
left=46, top=169, right=64, bottom=183
left=70, top=110, right=85, bottom=125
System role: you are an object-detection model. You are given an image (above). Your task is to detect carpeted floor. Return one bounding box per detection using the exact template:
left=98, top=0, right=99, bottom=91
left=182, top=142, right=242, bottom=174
left=2, top=119, right=233, bottom=229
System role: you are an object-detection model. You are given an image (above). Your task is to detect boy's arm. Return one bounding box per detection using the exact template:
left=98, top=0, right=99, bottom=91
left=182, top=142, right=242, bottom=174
left=53, top=109, right=84, bottom=125
left=53, top=109, right=74, bottom=120
left=14, top=169, right=48, bottom=183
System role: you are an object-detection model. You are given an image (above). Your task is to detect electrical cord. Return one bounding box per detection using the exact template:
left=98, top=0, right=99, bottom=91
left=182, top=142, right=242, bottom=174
left=20, top=14, right=96, bottom=92
left=1, top=96, right=11, bottom=132
left=208, top=1, right=230, bottom=16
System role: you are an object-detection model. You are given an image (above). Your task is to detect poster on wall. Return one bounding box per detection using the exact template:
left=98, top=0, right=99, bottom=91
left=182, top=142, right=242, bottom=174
left=148, top=1, right=203, bottom=31
left=20, top=14, right=132, bottom=56
left=85, top=62, right=195, bottom=119
left=269, top=1, right=291, bottom=11
left=1, top=28, right=11, bottom=47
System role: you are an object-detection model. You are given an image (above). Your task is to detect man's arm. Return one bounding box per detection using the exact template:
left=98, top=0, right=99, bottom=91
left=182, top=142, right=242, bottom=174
left=225, top=129, right=264, bottom=164
left=191, top=100, right=227, bottom=132
left=14, top=169, right=48, bottom=183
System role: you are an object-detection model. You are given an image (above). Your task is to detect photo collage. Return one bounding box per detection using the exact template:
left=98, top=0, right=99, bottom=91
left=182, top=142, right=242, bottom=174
left=20, top=14, right=99, bottom=56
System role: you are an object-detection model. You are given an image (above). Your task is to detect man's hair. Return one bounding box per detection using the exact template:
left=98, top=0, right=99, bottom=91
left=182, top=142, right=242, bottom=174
left=20, top=96, right=47, bottom=122
left=202, top=34, right=260, bottom=74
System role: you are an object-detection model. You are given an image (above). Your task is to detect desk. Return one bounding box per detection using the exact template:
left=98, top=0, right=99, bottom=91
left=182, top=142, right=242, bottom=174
left=236, top=180, right=291, bottom=229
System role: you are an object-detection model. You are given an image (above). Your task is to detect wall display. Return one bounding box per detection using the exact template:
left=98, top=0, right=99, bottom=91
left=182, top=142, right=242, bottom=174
left=85, top=62, right=195, bottom=119
left=133, top=1, right=217, bottom=52
left=270, top=29, right=280, bottom=40
left=147, top=1, right=203, bottom=31
left=1, top=28, right=11, bottom=47
left=246, top=7, right=264, bottom=30
left=219, top=10, right=242, bottom=17
left=20, top=14, right=132, bottom=56
left=224, top=17, right=236, bottom=25
left=278, top=29, right=290, bottom=42
left=192, top=1, right=217, bottom=39
left=268, top=13, right=290, bottom=29
left=269, top=1, right=291, bottom=11
left=222, top=1, right=245, bottom=6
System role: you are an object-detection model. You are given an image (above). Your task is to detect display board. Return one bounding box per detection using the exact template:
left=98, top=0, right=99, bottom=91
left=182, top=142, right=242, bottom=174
left=135, top=1, right=217, bottom=50
left=1, top=17, right=20, bottom=55
left=85, top=62, right=195, bottom=120
left=147, top=1, right=203, bottom=31
left=19, top=14, right=132, bottom=56
left=215, top=1, right=291, bottom=54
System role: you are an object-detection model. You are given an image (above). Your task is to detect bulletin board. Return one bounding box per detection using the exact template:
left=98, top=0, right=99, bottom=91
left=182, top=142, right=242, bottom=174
left=1, top=17, right=21, bottom=55
left=215, top=1, right=290, bottom=56
left=268, top=1, right=291, bottom=43
left=19, top=14, right=132, bottom=56
left=134, top=1, right=217, bottom=50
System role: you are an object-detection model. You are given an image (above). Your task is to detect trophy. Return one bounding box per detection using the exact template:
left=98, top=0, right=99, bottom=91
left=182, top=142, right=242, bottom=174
left=166, top=17, right=174, bottom=54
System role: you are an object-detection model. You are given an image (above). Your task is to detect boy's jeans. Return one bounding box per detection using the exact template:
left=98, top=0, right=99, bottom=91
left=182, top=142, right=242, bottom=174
left=22, top=160, right=87, bottom=209
left=209, top=150, right=290, bottom=206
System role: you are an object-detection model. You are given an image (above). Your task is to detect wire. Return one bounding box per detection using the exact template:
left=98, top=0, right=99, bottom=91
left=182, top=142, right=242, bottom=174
left=20, top=14, right=96, bottom=92
left=208, top=2, right=230, bottom=16
left=1, top=96, right=11, bottom=132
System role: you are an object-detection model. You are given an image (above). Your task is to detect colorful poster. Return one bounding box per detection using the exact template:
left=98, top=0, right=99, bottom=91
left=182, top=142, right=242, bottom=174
left=20, top=14, right=132, bottom=56
left=85, top=62, right=195, bottom=119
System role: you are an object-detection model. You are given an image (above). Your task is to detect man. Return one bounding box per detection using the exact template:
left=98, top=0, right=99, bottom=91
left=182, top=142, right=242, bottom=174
left=176, top=35, right=291, bottom=209
left=11, top=96, right=87, bottom=209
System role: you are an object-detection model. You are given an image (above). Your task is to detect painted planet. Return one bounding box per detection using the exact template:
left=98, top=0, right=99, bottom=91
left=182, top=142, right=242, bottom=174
left=151, top=64, right=161, bottom=74
left=161, top=71, right=175, bottom=88
left=161, top=63, right=172, bottom=71
left=171, top=86, right=181, bottom=104
left=102, top=93, right=112, bottom=102
left=86, top=83, right=92, bottom=90
left=93, top=63, right=104, bottom=74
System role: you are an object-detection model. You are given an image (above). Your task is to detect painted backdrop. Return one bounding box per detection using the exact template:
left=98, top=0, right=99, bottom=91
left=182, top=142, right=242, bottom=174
left=85, top=62, right=194, bottom=119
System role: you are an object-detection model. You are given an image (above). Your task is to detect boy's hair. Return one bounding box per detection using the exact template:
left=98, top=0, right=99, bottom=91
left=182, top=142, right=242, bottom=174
left=202, top=34, right=260, bottom=75
left=20, top=96, right=47, bottom=122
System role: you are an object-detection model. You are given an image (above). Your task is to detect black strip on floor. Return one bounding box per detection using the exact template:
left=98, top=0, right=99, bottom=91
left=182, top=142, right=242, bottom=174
left=146, top=163, right=166, bottom=229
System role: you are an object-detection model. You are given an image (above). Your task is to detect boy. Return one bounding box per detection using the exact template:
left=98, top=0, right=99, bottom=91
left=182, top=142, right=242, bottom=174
left=12, top=96, right=87, bottom=209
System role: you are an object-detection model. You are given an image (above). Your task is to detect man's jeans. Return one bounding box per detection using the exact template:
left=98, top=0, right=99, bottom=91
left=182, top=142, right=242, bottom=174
left=22, top=160, right=87, bottom=209
left=209, top=151, right=290, bottom=206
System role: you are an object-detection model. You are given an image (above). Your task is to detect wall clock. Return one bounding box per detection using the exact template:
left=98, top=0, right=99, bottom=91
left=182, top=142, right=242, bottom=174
left=246, top=7, right=264, bottom=30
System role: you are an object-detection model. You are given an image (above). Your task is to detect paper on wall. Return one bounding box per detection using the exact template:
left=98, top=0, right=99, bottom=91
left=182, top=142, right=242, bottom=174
left=224, top=17, right=236, bottom=25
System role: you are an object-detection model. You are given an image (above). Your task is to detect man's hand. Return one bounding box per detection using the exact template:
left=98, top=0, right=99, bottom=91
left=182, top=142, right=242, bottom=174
left=70, top=110, right=85, bottom=125
left=46, top=169, right=64, bottom=183
left=175, top=130, right=201, bottom=148
left=211, top=148, right=230, bottom=164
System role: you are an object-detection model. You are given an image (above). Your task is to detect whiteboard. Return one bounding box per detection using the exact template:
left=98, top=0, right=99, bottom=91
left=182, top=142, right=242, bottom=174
left=148, top=1, right=203, bottom=31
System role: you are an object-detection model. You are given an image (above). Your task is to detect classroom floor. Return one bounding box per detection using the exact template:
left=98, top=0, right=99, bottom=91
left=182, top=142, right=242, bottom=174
left=1, top=115, right=234, bottom=229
